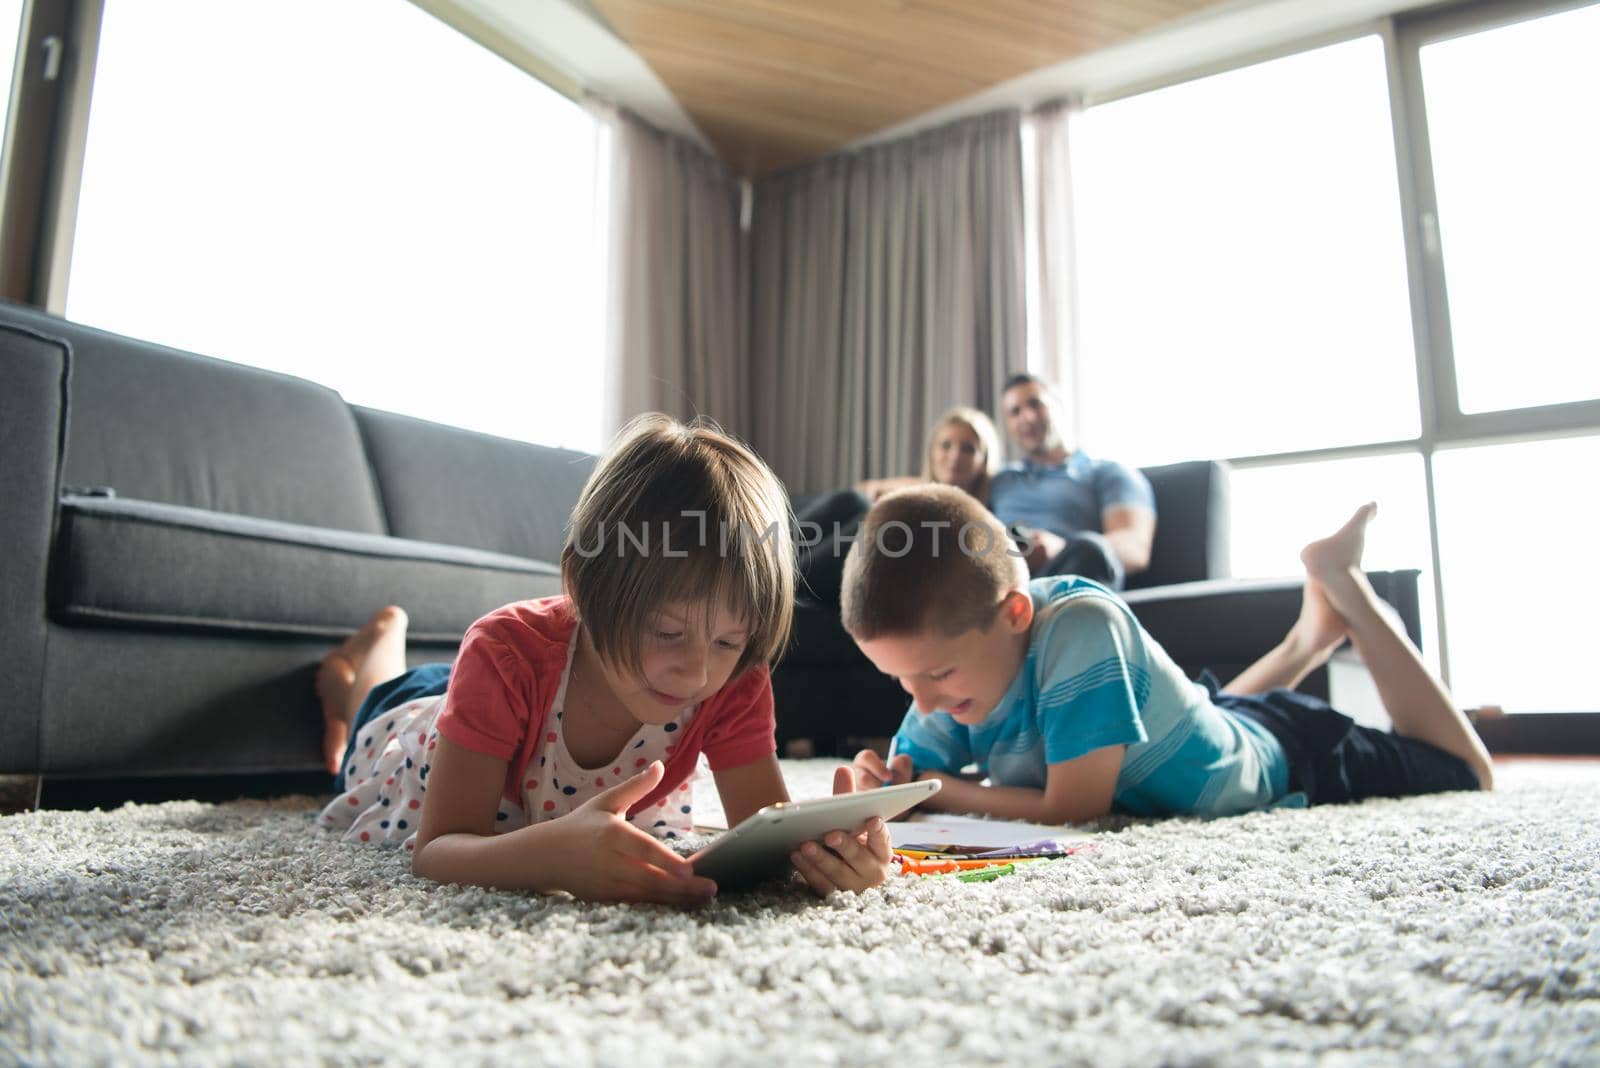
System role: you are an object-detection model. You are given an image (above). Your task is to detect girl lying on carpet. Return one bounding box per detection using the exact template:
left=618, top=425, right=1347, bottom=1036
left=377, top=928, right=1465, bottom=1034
left=843, top=486, right=1494, bottom=822
left=315, top=414, right=893, bottom=904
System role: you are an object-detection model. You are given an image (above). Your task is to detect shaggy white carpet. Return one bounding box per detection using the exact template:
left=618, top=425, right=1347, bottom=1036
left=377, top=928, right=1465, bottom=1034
left=2, top=760, right=1597, bottom=1067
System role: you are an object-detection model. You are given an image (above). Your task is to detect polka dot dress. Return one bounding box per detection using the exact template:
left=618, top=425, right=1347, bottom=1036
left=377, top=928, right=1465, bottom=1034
left=318, top=695, right=443, bottom=853
left=519, top=704, right=695, bottom=842
left=319, top=642, right=696, bottom=852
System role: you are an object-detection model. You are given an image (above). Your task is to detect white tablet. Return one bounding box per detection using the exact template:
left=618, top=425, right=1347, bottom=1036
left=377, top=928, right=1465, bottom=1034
left=690, top=779, right=941, bottom=890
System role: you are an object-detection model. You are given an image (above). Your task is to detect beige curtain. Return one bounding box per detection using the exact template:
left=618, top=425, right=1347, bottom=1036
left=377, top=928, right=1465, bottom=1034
left=1027, top=99, right=1082, bottom=444
left=595, top=104, right=748, bottom=441
left=746, top=111, right=1028, bottom=493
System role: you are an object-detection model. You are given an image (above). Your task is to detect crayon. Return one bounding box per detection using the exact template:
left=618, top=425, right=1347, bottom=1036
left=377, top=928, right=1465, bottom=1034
left=956, top=863, right=1017, bottom=883
left=896, top=855, right=1047, bottom=876
left=897, top=842, right=1052, bottom=856
left=894, top=847, right=1085, bottom=862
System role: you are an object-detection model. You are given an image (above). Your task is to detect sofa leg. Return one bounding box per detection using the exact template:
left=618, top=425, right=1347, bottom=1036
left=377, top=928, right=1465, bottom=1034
left=0, top=775, right=42, bottom=814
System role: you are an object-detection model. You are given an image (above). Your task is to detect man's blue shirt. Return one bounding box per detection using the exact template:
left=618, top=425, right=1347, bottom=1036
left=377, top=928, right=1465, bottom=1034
left=989, top=452, right=1155, bottom=537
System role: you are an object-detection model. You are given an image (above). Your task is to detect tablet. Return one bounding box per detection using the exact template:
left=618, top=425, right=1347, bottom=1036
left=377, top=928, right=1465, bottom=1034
left=689, top=779, right=941, bottom=890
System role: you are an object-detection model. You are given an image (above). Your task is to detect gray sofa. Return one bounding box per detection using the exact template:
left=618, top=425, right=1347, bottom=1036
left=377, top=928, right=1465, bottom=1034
left=2, top=300, right=1422, bottom=799
left=3, top=300, right=586, bottom=790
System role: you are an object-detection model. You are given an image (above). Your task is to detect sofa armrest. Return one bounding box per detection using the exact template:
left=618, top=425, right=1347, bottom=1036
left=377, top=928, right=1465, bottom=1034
left=1129, top=460, right=1232, bottom=589
left=1123, top=570, right=1422, bottom=700
left=0, top=318, right=71, bottom=774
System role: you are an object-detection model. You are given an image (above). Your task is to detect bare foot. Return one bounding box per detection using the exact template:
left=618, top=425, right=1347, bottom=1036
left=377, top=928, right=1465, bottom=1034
left=318, top=606, right=409, bottom=775
left=315, top=652, right=357, bottom=775
left=1300, top=502, right=1376, bottom=578
left=1298, top=502, right=1378, bottom=616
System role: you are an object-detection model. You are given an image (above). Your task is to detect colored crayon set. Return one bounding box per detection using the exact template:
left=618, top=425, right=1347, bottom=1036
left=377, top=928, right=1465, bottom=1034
left=891, top=839, right=1093, bottom=881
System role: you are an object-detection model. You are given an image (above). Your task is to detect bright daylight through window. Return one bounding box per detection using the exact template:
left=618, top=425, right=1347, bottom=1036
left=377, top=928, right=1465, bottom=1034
left=1434, top=435, right=1598, bottom=713
left=1420, top=3, right=1600, bottom=415
left=66, top=0, right=609, bottom=452
left=1068, top=35, right=1419, bottom=469
left=1057, top=16, right=1596, bottom=714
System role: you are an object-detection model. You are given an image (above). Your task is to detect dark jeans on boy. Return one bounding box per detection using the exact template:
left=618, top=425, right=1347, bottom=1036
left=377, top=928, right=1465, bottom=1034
left=1198, top=671, right=1481, bottom=804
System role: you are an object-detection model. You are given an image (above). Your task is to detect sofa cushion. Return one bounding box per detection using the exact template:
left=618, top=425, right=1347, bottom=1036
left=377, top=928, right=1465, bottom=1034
left=1127, top=460, right=1232, bottom=590
left=51, top=495, right=560, bottom=642
left=354, top=406, right=596, bottom=563
left=784, top=600, right=866, bottom=668
left=0, top=303, right=390, bottom=533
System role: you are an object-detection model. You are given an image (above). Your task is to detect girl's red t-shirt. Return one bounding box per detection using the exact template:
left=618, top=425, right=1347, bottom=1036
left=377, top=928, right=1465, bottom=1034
left=434, top=596, right=776, bottom=815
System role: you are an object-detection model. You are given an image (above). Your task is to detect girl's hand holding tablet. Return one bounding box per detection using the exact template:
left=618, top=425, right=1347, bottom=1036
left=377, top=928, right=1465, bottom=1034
left=787, top=766, right=899, bottom=896
left=536, top=761, right=718, bottom=906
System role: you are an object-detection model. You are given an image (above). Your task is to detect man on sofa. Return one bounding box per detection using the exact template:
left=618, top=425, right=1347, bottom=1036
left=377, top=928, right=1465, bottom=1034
left=990, top=373, right=1156, bottom=591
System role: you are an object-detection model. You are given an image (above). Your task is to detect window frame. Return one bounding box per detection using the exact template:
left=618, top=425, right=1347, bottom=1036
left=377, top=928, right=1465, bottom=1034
left=1, top=0, right=592, bottom=313
left=1058, top=0, right=1600, bottom=734
left=0, top=0, right=102, bottom=309
left=1394, top=0, right=1600, bottom=443
left=8, top=0, right=612, bottom=454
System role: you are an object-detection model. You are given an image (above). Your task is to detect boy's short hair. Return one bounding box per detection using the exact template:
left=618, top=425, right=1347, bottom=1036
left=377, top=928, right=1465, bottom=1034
left=840, top=484, right=1024, bottom=640
left=561, top=414, right=794, bottom=677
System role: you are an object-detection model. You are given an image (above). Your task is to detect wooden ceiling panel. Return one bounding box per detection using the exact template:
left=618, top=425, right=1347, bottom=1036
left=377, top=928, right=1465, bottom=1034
left=593, top=0, right=1232, bottom=175
left=638, top=34, right=977, bottom=114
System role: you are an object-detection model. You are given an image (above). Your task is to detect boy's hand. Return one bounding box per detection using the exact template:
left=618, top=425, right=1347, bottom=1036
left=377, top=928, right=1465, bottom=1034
left=850, top=748, right=913, bottom=791
left=789, top=766, right=895, bottom=896
left=542, top=761, right=718, bottom=906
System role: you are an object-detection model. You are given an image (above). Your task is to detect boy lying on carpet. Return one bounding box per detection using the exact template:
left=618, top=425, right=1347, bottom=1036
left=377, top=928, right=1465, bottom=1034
left=842, top=486, right=1493, bottom=822
left=315, top=414, right=893, bottom=904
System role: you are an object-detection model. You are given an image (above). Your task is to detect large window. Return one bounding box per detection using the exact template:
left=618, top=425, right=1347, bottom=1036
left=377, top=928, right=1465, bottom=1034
left=1068, top=35, right=1419, bottom=468
left=1433, top=435, right=1598, bottom=711
left=1051, top=2, right=1599, bottom=719
left=1401, top=0, right=1600, bottom=713
left=1418, top=3, right=1600, bottom=415
left=65, top=0, right=608, bottom=452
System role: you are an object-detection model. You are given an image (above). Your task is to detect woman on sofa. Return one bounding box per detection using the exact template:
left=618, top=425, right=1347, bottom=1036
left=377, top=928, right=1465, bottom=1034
left=798, top=406, right=1002, bottom=606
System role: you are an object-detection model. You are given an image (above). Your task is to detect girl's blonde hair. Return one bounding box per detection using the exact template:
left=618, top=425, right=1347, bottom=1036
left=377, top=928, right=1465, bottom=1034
left=918, top=406, right=1003, bottom=503
left=560, top=414, right=794, bottom=679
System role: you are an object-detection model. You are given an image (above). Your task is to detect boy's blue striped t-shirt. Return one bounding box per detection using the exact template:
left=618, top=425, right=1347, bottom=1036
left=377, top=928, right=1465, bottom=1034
left=890, top=576, right=1291, bottom=817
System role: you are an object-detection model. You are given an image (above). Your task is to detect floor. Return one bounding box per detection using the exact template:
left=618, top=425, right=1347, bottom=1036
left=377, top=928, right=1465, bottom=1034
left=4, top=755, right=1596, bottom=818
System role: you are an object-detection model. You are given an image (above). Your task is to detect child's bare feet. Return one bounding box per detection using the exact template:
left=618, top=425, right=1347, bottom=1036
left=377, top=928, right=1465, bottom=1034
left=1301, top=502, right=1492, bottom=789
left=318, top=606, right=409, bottom=775
left=1282, top=502, right=1380, bottom=667
left=1301, top=501, right=1375, bottom=576
left=1299, top=502, right=1378, bottom=616
left=315, top=652, right=357, bottom=774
